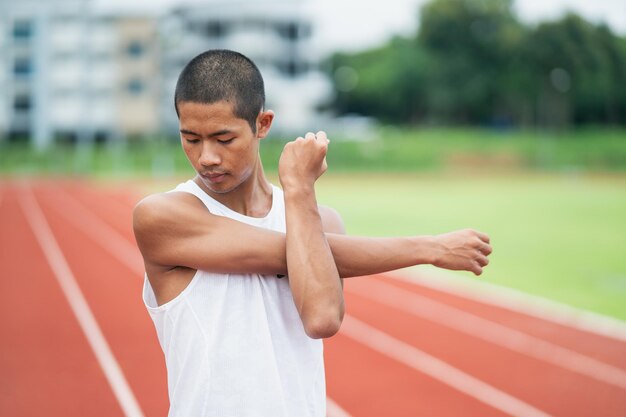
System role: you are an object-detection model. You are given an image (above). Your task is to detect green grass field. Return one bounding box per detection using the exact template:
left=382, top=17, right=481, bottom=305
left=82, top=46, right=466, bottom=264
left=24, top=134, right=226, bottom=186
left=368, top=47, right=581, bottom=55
left=312, top=172, right=626, bottom=321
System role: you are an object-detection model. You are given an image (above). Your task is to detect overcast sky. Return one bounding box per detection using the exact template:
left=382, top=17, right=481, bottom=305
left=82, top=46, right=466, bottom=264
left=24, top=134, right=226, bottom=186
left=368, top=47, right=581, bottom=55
left=95, top=0, right=626, bottom=54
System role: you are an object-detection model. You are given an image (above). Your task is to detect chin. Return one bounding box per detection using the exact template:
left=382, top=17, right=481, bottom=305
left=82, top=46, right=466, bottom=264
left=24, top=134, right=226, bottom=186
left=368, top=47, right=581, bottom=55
left=200, top=176, right=239, bottom=195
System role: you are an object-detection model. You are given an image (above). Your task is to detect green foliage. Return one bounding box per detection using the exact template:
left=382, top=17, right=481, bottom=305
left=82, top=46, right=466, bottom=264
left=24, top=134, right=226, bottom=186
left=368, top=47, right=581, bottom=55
left=328, top=0, right=626, bottom=127
left=332, top=38, right=433, bottom=123
left=520, top=15, right=626, bottom=125
left=418, top=0, right=524, bottom=123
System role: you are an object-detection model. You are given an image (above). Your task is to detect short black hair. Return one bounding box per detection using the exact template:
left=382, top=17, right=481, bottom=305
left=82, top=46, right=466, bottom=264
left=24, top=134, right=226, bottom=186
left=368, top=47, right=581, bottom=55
left=174, top=49, right=265, bottom=132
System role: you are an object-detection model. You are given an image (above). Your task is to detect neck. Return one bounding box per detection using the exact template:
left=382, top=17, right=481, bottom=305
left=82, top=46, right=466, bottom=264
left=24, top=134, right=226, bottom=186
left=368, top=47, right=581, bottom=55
left=197, top=155, right=273, bottom=218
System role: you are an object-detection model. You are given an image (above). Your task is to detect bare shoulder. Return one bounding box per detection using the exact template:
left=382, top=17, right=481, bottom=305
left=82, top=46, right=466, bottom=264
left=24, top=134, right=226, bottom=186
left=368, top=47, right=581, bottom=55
left=133, top=191, right=202, bottom=233
left=318, top=205, right=346, bottom=235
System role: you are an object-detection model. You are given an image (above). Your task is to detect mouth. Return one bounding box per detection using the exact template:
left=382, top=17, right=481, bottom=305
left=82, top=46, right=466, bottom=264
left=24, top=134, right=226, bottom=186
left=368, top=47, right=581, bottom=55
left=200, top=172, right=227, bottom=184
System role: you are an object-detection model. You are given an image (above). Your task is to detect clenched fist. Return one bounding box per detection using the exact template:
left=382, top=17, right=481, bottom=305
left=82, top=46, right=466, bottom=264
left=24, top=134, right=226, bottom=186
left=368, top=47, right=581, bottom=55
left=279, top=131, right=329, bottom=192
left=430, top=229, right=493, bottom=276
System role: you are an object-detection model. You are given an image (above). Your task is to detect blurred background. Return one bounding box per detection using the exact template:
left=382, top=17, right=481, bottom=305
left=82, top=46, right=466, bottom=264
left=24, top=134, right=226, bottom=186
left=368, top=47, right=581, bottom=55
left=1, top=0, right=625, bottom=318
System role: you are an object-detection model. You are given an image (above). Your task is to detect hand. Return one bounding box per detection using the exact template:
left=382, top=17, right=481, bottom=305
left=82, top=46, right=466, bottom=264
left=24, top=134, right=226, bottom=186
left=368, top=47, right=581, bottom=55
left=430, top=229, right=492, bottom=276
left=279, top=131, right=329, bottom=192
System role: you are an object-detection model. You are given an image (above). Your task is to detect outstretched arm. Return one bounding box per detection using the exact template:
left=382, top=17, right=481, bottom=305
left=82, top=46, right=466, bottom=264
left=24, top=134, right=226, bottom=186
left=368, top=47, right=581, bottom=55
left=134, top=195, right=491, bottom=279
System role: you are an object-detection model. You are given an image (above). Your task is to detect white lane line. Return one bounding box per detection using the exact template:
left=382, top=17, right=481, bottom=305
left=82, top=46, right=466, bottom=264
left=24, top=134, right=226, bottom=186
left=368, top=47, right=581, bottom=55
left=79, top=186, right=139, bottom=222
left=19, top=186, right=145, bottom=417
left=341, top=315, right=554, bottom=417
left=349, top=279, right=626, bottom=390
left=46, top=187, right=144, bottom=275
left=392, top=267, right=626, bottom=343
left=327, top=397, right=353, bottom=417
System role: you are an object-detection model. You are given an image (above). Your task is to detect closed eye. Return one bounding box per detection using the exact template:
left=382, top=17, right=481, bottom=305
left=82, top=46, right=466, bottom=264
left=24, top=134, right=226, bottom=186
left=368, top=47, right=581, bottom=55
left=218, top=138, right=235, bottom=144
left=185, top=138, right=200, bottom=144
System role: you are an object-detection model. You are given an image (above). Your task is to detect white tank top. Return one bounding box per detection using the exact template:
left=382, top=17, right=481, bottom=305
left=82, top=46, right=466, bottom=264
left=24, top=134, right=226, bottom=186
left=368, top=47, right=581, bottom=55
left=143, top=179, right=325, bottom=417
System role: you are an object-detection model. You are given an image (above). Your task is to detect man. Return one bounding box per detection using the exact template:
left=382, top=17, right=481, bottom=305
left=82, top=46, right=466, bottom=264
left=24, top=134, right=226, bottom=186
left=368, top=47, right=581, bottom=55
left=133, top=49, right=492, bottom=417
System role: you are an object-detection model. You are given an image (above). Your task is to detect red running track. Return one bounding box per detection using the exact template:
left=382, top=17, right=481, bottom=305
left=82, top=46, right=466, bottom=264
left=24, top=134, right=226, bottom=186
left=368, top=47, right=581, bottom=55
left=1, top=179, right=625, bottom=417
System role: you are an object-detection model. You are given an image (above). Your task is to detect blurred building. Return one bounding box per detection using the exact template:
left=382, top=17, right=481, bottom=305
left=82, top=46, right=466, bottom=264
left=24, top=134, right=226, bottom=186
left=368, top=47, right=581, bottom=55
left=0, top=0, right=159, bottom=149
left=0, top=0, right=330, bottom=148
left=159, top=0, right=332, bottom=135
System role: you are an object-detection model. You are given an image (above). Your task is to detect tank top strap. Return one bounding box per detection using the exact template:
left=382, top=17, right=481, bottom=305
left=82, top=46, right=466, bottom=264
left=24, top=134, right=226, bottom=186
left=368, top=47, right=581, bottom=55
left=169, top=179, right=285, bottom=230
left=169, top=179, right=224, bottom=214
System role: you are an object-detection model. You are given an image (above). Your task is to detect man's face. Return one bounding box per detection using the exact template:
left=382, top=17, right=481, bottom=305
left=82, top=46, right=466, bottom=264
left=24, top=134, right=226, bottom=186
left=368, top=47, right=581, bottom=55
left=178, top=100, right=269, bottom=195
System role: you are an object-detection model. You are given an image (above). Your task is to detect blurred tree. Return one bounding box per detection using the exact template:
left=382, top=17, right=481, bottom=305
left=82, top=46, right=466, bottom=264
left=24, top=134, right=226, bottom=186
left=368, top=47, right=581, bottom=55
left=327, top=0, right=626, bottom=128
left=520, top=14, right=626, bottom=127
left=418, top=0, right=525, bottom=125
left=331, top=37, right=433, bottom=124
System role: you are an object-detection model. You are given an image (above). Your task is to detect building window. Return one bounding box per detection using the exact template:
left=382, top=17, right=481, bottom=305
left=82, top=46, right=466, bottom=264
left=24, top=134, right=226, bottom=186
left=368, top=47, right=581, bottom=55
left=14, top=95, right=32, bottom=111
left=127, top=78, right=145, bottom=95
left=14, top=58, right=32, bottom=76
left=206, top=21, right=224, bottom=38
left=13, top=20, right=33, bottom=39
left=277, top=59, right=307, bottom=77
left=275, top=22, right=311, bottom=41
left=127, top=41, right=145, bottom=58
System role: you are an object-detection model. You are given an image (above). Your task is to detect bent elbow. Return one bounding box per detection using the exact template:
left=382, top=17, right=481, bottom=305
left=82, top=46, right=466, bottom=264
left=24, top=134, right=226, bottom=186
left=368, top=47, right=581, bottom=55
left=304, top=312, right=344, bottom=339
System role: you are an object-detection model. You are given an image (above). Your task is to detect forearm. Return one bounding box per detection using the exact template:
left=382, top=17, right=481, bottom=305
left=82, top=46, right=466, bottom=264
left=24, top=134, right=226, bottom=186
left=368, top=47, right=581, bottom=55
left=189, top=218, right=434, bottom=278
left=329, top=234, right=435, bottom=278
left=284, top=187, right=343, bottom=336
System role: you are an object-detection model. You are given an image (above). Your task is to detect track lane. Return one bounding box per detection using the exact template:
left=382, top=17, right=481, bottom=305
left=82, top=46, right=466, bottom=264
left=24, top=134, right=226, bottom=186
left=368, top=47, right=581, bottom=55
left=344, top=278, right=626, bottom=417
left=377, top=274, right=626, bottom=369
left=59, top=182, right=137, bottom=241
left=324, top=331, right=510, bottom=417
left=341, top=314, right=555, bottom=417
left=33, top=185, right=169, bottom=417
left=349, top=277, right=626, bottom=389
left=0, top=186, right=124, bottom=417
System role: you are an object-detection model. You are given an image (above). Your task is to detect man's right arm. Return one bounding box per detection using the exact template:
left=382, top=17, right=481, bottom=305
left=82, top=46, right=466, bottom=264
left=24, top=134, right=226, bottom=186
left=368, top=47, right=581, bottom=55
left=133, top=191, right=491, bottom=278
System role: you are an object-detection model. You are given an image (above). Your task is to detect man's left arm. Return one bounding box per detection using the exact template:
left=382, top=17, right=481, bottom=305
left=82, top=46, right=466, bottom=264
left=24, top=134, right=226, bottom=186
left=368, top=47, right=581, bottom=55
left=319, top=205, right=346, bottom=289
left=280, top=132, right=344, bottom=340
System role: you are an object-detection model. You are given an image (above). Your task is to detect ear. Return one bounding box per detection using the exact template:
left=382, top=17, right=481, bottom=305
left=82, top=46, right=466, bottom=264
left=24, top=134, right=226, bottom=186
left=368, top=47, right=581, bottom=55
left=255, top=110, right=274, bottom=139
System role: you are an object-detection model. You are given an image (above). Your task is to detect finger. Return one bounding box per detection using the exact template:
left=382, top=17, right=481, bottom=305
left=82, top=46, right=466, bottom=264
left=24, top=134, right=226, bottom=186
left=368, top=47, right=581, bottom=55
left=305, top=132, right=316, bottom=140
left=477, top=231, right=490, bottom=244
left=476, top=254, right=489, bottom=267
left=316, top=131, right=328, bottom=142
left=473, top=264, right=483, bottom=276
left=295, top=136, right=304, bottom=142
left=479, top=242, right=492, bottom=256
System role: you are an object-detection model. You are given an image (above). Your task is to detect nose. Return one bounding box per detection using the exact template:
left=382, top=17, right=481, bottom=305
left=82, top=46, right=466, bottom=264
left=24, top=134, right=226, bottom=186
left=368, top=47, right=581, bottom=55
left=199, top=141, right=221, bottom=167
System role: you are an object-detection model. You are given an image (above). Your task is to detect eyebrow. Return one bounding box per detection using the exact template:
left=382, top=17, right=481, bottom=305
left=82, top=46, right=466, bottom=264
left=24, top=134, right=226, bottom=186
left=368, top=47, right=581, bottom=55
left=179, top=129, right=234, bottom=137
